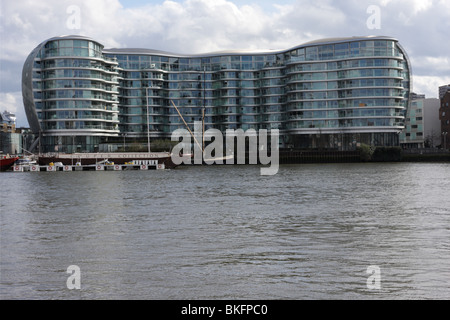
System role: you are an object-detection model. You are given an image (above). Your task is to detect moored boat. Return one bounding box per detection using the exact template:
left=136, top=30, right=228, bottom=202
left=0, top=156, right=19, bottom=171
left=14, top=157, right=37, bottom=166
left=37, top=152, right=177, bottom=169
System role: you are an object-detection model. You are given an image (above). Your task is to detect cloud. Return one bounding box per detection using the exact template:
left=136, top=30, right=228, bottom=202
left=410, top=56, right=450, bottom=77
left=412, top=76, right=450, bottom=99
left=2, top=0, right=448, bottom=59
left=0, top=92, right=27, bottom=127
left=0, top=0, right=449, bottom=127
left=2, top=0, right=449, bottom=54
left=0, top=93, right=19, bottom=112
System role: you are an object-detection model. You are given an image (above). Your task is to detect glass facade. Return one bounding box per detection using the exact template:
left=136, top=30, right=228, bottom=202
left=23, top=35, right=411, bottom=152
left=23, top=36, right=120, bottom=153
left=400, top=99, right=425, bottom=148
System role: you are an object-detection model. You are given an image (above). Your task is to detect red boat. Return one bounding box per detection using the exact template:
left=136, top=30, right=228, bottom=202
left=0, top=156, right=19, bottom=171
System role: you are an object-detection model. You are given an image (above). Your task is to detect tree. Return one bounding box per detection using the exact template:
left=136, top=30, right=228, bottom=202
left=358, top=143, right=375, bottom=161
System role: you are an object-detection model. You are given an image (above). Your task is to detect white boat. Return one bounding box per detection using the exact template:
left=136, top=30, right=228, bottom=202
left=14, top=158, right=37, bottom=166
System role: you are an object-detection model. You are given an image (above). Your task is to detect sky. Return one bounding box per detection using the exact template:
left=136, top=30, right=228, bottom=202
left=1, top=0, right=449, bottom=127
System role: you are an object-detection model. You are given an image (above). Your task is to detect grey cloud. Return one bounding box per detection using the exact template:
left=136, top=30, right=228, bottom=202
left=1, top=0, right=448, bottom=126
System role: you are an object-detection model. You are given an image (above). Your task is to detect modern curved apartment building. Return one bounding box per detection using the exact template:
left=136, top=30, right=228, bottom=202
left=22, top=35, right=411, bottom=152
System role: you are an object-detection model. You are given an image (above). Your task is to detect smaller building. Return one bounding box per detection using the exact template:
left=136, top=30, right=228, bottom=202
left=400, top=95, right=425, bottom=149
left=440, top=91, right=450, bottom=149
left=423, top=98, right=441, bottom=148
left=400, top=94, right=441, bottom=149
left=1, top=111, right=16, bottom=133
left=411, top=92, right=426, bottom=100
left=439, top=84, right=450, bottom=99
left=0, top=111, right=22, bottom=154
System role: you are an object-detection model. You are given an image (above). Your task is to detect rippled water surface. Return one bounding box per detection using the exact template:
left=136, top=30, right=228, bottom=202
left=1, top=163, right=449, bottom=299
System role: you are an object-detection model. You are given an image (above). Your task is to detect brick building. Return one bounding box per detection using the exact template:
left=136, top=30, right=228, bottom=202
left=440, top=91, right=450, bottom=149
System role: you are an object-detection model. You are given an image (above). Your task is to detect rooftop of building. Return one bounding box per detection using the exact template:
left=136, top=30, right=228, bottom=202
left=101, top=35, right=399, bottom=57
left=0, top=111, right=16, bottom=125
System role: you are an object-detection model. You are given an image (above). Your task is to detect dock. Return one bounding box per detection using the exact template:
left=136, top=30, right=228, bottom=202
left=12, top=160, right=165, bottom=172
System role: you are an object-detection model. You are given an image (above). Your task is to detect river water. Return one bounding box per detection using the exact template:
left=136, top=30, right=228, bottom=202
left=1, top=162, right=449, bottom=300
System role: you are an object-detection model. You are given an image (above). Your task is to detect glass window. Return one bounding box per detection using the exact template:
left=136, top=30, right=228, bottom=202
left=318, top=45, right=333, bottom=60
left=327, top=62, right=337, bottom=70
left=73, top=40, right=88, bottom=47
left=335, top=43, right=349, bottom=50
left=296, top=48, right=305, bottom=56
left=374, top=47, right=387, bottom=56
left=147, top=56, right=158, bottom=63
left=327, top=81, right=337, bottom=89
left=60, top=48, right=73, bottom=56
left=45, top=41, right=58, bottom=49
left=230, top=56, right=240, bottom=63
left=73, top=47, right=89, bottom=57
left=361, top=46, right=374, bottom=56
left=361, top=41, right=374, bottom=47
left=305, top=47, right=318, bottom=61
left=335, top=43, right=349, bottom=58
left=374, top=40, right=387, bottom=47
left=59, top=40, right=73, bottom=48
left=327, top=72, right=337, bottom=80
left=350, top=43, right=360, bottom=56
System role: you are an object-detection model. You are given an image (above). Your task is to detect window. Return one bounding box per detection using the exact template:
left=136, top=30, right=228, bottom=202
left=306, top=47, right=318, bottom=61
left=334, top=43, right=349, bottom=58
left=335, top=43, right=349, bottom=50
left=59, top=40, right=73, bottom=48
left=374, top=41, right=387, bottom=47
left=319, top=45, right=334, bottom=60
left=73, top=40, right=88, bottom=48
left=350, top=42, right=360, bottom=56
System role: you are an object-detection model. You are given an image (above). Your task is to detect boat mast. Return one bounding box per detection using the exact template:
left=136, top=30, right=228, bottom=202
left=170, top=100, right=203, bottom=153
left=146, top=87, right=151, bottom=153
left=202, top=66, right=206, bottom=152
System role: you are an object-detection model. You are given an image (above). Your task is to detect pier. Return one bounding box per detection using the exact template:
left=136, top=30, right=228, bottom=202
left=12, top=160, right=165, bottom=172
